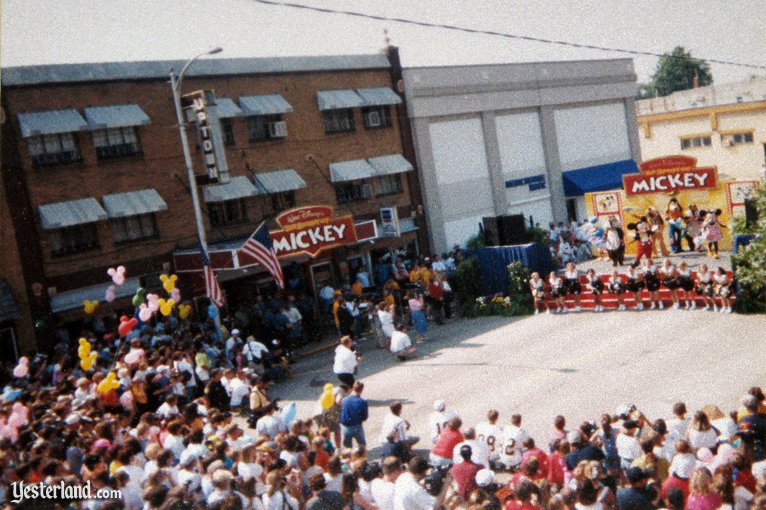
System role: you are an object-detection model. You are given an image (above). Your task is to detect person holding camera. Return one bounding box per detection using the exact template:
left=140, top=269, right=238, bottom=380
left=393, top=456, right=453, bottom=510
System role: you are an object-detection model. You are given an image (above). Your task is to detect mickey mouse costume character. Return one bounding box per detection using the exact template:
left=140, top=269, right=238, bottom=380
left=627, top=216, right=656, bottom=267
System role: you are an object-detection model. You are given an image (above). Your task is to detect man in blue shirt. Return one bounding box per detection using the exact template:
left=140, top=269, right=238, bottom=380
left=340, top=381, right=368, bottom=448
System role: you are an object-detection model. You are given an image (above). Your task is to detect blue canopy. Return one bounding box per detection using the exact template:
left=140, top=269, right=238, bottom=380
left=562, top=159, right=639, bottom=197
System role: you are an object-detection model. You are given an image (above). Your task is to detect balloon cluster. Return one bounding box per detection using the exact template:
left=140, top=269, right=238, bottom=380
left=78, top=338, right=97, bottom=371
left=0, top=402, right=29, bottom=443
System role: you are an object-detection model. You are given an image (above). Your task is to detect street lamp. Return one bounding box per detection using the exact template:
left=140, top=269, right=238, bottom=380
left=169, top=47, right=223, bottom=252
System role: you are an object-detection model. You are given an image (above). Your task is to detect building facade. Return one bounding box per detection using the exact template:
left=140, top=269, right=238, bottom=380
left=1, top=51, right=424, bottom=355
left=637, top=77, right=766, bottom=181
left=402, top=59, right=641, bottom=254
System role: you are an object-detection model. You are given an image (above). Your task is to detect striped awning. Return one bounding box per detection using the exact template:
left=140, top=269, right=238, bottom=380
left=368, top=154, right=413, bottom=176
left=50, top=277, right=141, bottom=314
left=255, top=169, right=307, bottom=194
left=203, top=175, right=261, bottom=203
left=316, top=89, right=366, bottom=111
left=239, top=94, right=293, bottom=116
left=215, top=97, right=244, bottom=118
left=84, top=104, right=150, bottom=129
left=102, top=189, right=168, bottom=218
left=356, top=87, right=402, bottom=106
left=38, top=198, right=108, bottom=230
left=329, top=159, right=377, bottom=182
left=17, top=109, right=88, bottom=138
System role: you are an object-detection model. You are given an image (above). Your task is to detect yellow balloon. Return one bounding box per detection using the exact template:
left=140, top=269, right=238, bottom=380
left=78, top=338, right=92, bottom=359
left=320, top=383, right=335, bottom=410
left=159, top=298, right=175, bottom=317
left=160, top=274, right=178, bottom=295
left=178, top=304, right=192, bottom=320
left=83, top=300, right=98, bottom=314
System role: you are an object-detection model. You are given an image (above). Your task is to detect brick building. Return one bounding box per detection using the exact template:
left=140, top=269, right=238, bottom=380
left=0, top=49, right=425, bottom=355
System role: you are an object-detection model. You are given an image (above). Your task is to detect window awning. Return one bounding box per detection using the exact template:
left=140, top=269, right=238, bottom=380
left=316, top=89, right=366, bottom=111
left=239, top=94, right=293, bottom=116
left=17, top=109, right=88, bottom=138
left=50, top=277, right=141, bottom=314
left=329, top=159, right=377, bottom=182
left=215, top=97, right=243, bottom=118
left=356, top=87, right=402, bottom=106
left=562, top=159, right=639, bottom=197
left=0, top=279, right=20, bottom=322
left=102, top=189, right=168, bottom=218
left=255, top=169, right=307, bottom=194
left=84, top=104, right=150, bottom=129
left=368, top=154, right=413, bottom=176
left=38, top=198, right=108, bottom=230
left=203, top=175, right=261, bottom=203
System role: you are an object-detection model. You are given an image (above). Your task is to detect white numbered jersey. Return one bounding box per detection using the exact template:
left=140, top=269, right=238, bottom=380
left=475, top=422, right=504, bottom=460
left=429, top=410, right=460, bottom=444
left=499, top=425, right=530, bottom=468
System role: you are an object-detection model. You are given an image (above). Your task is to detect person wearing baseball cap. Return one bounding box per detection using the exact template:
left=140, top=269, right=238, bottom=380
left=428, top=400, right=459, bottom=445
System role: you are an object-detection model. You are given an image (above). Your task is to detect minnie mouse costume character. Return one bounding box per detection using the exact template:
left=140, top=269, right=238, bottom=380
left=702, top=209, right=726, bottom=259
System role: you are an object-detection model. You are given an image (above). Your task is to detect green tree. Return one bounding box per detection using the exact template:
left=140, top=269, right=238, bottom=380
left=648, top=46, right=713, bottom=97
left=732, top=186, right=766, bottom=314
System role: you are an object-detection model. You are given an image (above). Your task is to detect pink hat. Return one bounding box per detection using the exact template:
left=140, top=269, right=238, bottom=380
left=94, top=438, right=111, bottom=450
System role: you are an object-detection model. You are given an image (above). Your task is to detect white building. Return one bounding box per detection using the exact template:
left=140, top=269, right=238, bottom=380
left=637, top=76, right=766, bottom=181
left=402, top=59, right=641, bottom=254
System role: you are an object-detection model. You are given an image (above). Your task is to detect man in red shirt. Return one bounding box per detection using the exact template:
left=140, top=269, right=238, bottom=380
left=451, top=445, right=482, bottom=500
left=431, top=417, right=464, bottom=466
left=427, top=276, right=445, bottom=325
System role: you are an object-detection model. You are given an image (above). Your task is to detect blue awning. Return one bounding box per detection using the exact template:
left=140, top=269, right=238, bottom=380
left=239, top=94, right=293, bottom=116
left=84, top=104, right=150, bottom=129
left=17, top=109, right=88, bottom=137
left=38, top=197, right=108, bottom=230
left=50, top=277, right=141, bottom=314
left=215, top=97, right=243, bottom=118
left=102, top=189, right=167, bottom=218
left=562, top=159, right=639, bottom=197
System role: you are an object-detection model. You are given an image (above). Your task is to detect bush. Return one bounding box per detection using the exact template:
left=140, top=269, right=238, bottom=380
left=466, top=232, right=486, bottom=250
left=732, top=186, right=766, bottom=314
left=527, top=226, right=551, bottom=247
left=507, top=261, right=534, bottom=314
left=453, top=258, right=482, bottom=305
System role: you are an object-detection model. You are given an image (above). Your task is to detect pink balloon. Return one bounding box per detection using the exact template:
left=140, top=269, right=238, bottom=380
left=171, top=288, right=181, bottom=303
left=107, top=266, right=126, bottom=286
left=138, top=305, right=153, bottom=322
left=12, top=365, right=28, bottom=378
left=119, top=391, right=134, bottom=409
left=105, top=285, right=116, bottom=303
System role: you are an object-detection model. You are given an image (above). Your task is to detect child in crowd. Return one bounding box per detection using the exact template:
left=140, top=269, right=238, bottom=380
left=641, top=259, right=663, bottom=310
left=659, top=259, right=680, bottom=310
left=548, top=271, right=566, bottom=313
left=624, top=265, right=644, bottom=310
left=676, top=261, right=695, bottom=310
left=608, top=270, right=626, bottom=311
left=585, top=269, right=605, bottom=312
left=529, top=272, right=549, bottom=315
left=563, top=262, right=581, bottom=312
left=695, top=263, right=716, bottom=311
left=714, top=267, right=733, bottom=314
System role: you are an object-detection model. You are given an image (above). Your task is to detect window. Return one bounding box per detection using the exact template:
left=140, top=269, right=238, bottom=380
left=727, top=132, right=754, bottom=146
left=322, top=109, right=355, bottom=134
left=221, top=118, right=236, bottom=146
left=246, top=114, right=285, bottom=142
left=208, top=199, right=248, bottom=226
left=335, top=182, right=371, bottom=203
left=92, top=127, right=141, bottom=160
left=49, top=223, right=99, bottom=257
left=374, top=174, right=402, bottom=196
left=110, top=214, right=158, bottom=244
left=680, top=135, right=711, bottom=150
left=270, top=191, right=296, bottom=212
left=362, top=106, right=393, bottom=129
left=27, top=133, right=80, bottom=166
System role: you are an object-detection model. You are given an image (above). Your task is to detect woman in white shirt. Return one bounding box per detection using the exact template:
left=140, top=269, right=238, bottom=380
left=262, top=471, right=301, bottom=510
left=686, top=410, right=719, bottom=451
left=377, top=303, right=395, bottom=347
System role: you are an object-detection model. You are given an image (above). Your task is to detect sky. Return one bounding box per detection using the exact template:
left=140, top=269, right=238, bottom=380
left=2, top=0, right=765, bottom=85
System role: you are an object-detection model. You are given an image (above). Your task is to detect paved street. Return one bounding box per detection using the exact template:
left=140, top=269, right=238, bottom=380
left=266, top=309, right=765, bottom=454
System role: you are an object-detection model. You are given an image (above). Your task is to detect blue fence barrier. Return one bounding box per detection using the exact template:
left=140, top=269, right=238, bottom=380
left=464, top=243, right=554, bottom=295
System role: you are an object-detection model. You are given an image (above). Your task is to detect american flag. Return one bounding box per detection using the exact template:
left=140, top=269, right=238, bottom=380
left=240, top=222, right=285, bottom=288
left=201, top=246, right=225, bottom=308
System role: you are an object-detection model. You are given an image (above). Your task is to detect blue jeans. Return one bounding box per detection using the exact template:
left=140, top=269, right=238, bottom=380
left=341, top=424, right=366, bottom=448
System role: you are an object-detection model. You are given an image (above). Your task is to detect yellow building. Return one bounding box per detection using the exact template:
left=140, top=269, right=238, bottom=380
left=637, top=77, right=766, bottom=180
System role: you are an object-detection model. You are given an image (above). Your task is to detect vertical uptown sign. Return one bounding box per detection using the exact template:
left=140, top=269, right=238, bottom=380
left=181, top=90, right=230, bottom=183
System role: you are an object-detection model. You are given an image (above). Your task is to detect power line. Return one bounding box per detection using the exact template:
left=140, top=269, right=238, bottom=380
left=252, top=0, right=766, bottom=71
